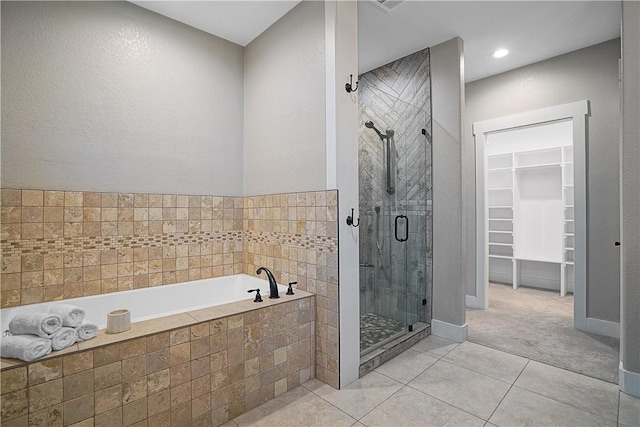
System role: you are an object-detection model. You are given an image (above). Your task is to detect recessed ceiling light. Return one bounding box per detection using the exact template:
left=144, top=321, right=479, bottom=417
left=492, top=49, right=509, bottom=59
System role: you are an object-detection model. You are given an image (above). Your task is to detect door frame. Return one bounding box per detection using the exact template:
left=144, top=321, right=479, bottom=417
left=470, top=100, right=589, bottom=331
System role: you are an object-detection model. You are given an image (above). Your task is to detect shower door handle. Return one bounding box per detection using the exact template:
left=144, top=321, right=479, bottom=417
left=394, top=215, right=408, bottom=242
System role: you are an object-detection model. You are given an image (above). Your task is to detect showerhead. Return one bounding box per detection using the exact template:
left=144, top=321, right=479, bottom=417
left=364, top=120, right=386, bottom=140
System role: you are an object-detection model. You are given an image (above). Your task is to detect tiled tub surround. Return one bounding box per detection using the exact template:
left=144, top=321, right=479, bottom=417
left=1, top=188, right=340, bottom=387
left=0, top=189, right=245, bottom=308
left=0, top=293, right=316, bottom=426
left=242, top=192, right=339, bottom=388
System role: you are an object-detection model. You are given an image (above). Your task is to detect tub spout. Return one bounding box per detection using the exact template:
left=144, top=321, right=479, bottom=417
left=256, top=267, right=279, bottom=299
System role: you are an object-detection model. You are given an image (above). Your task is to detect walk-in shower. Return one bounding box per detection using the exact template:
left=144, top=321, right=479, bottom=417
left=358, top=47, right=433, bottom=360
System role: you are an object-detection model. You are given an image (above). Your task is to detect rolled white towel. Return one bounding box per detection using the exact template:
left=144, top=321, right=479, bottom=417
left=48, top=304, right=85, bottom=327
left=75, top=321, right=98, bottom=342
left=1, top=334, right=52, bottom=362
left=51, top=327, right=77, bottom=351
left=9, top=313, right=62, bottom=338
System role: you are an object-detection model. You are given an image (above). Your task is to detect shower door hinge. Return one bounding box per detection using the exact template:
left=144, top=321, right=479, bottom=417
left=422, top=299, right=427, bottom=306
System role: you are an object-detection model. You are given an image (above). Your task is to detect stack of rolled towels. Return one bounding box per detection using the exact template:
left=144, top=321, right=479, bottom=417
left=1, top=304, right=99, bottom=362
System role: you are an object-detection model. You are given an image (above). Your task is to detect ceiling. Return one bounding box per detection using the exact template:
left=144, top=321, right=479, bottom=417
left=132, top=0, right=621, bottom=82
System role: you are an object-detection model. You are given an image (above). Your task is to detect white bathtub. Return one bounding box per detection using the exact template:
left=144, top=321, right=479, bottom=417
left=1, top=274, right=287, bottom=330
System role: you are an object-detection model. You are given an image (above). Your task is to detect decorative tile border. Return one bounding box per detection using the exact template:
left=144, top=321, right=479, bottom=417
left=1, top=188, right=342, bottom=389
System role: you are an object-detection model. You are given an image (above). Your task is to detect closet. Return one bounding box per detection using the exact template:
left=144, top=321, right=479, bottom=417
left=486, top=121, right=574, bottom=296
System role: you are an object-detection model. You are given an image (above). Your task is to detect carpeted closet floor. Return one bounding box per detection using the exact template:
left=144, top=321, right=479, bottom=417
left=466, top=283, right=620, bottom=384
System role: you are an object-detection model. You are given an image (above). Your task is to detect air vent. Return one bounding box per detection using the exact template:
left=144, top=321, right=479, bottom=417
left=371, top=0, right=405, bottom=12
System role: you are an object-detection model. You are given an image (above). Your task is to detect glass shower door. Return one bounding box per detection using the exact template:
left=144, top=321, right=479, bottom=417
left=359, top=100, right=431, bottom=356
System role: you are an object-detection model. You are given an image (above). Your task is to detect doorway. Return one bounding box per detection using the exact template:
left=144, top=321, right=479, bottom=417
left=472, top=101, right=589, bottom=330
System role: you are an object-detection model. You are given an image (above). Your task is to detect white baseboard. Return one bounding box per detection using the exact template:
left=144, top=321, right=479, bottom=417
left=465, top=294, right=484, bottom=309
left=432, top=319, right=468, bottom=343
left=585, top=318, right=620, bottom=339
left=620, top=361, right=640, bottom=398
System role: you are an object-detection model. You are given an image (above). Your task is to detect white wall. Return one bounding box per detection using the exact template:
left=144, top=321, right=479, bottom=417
left=326, top=0, right=360, bottom=388
left=620, top=0, right=640, bottom=397
left=243, top=1, right=326, bottom=196
left=431, top=37, right=467, bottom=340
left=1, top=1, right=244, bottom=196
left=465, top=39, right=621, bottom=323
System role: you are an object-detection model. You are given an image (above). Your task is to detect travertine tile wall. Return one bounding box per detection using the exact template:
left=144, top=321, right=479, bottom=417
left=0, top=190, right=244, bottom=308
left=0, top=298, right=315, bottom=427
left=242, top=191, right=339, bottom=389
left=1, top=188, right=341, bottom=389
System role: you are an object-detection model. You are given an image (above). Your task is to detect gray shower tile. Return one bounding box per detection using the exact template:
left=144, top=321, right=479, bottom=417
left=409, top=360, right=511, bottom=420
left=489, top=386, right=615, bottom=427
left=443, top=341, right=528, bottom=384
left=514, top=360, right=619, bottom=422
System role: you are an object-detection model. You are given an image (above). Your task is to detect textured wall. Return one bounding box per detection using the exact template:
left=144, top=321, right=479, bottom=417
left=357, top=48, right=433, bottom=331
left=243, top=1, right=326, bottom=196
left=465, top=39, right=621, bottom=323
left=1, top=1, right=244, bottom=196
left=620, top=1, right=640, bottom=380
left=431, top=38, right=466, bottom=329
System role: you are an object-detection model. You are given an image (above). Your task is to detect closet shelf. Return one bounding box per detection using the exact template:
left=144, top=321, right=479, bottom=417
left=489, top=243, right=513, bottom=247
left=564, top=261, right=575, bottom=265
left=489, top=206, right=513, bottom=209
left=515, top=162, right=561, bottom=170
left=564, top=233, right=574, bottom=236
left=488, top=187, right=513, bottom=191
left=565, top=205, right=574, bottom=208
left=489, top=230, right=513, bottom=234
left=489, top=255, right=512, bottom=260
left=514, top=255, right=562, bottom=263
left=488, top=167, right=513, bottom=172
left=488, top=218, right=513, bottom=222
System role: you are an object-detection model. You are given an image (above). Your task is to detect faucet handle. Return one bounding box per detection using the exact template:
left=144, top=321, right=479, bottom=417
left=286, top=282, right=297, bottom=295
left=248, top=289, right=263, bottom=302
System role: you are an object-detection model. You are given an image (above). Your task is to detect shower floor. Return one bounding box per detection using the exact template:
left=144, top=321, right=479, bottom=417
left=360, top=312, right=405, bottom=354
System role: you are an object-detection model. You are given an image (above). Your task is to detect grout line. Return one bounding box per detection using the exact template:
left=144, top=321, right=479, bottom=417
left=617, top=390, right=621, bottom=426
left=510, top=383, right=620, bottom=423
left=485, top=359, right=532, bottom=424
left=404, top=381, right=489, bottom=422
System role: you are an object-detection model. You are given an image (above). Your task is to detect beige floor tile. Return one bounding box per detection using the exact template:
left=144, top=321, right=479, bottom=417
left=234, top=385, right=356, bottom=427
left=411, top=335, right=459, bottom=358
left=619, top=391, right=640, bottom=427
left=221, top=421, right=239, bottom=427
left=360, top=386, right=484, bottom=427
left=350, top=422, right=366, bottom=427
left=443, top=341, right=528, bottom=384
left=309, top=371, right=403, bottom=420
left=375, top=349, right=438, bottom=384
left=408, top=360, right=510, bottom=420
left=514, top=360, right=619, bottom=421
left=490, top=386, right=616, bottom=427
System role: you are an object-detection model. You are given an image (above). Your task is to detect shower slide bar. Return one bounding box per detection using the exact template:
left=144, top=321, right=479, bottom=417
left=365, top=120, right=395, bottom=195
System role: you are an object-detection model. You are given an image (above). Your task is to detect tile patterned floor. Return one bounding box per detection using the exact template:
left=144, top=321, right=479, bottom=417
left=226, top=336, right=640, bottom=427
